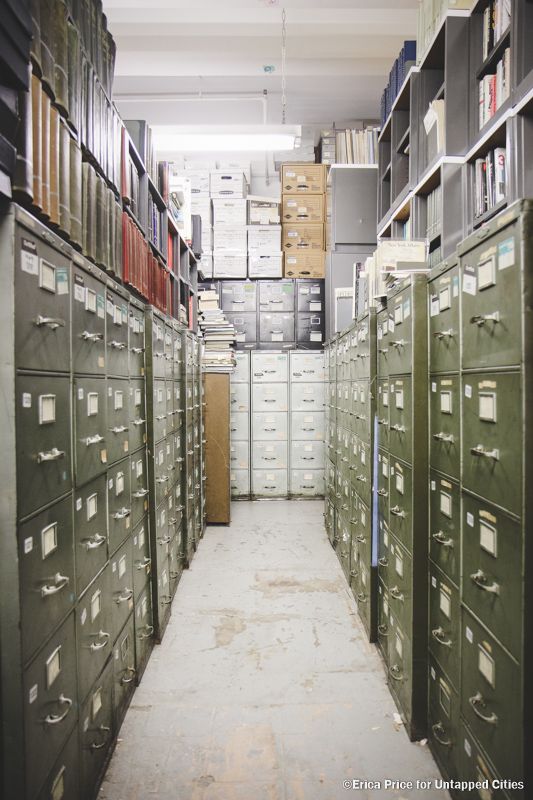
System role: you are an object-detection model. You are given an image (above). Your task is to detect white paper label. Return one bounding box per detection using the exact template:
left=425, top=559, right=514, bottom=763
left=465, top=626, right=473, bottom=643
left=74, top=283, right=85, bottom=303
left=462, top=273, right=477, bottom=295
left=439, top=588, right=451, bottom=619
left=440, top=390, right=452, bottom=414
left=478, top=645, right=495, bottom=686
left=22, top=392, right=32, bottom=408
left=29, top=684, right=38, bottom=704
left=440, top=492, right=452, bottom=518
left=465, top=384, right=472, bottom=399
left=24, top=536, right=33, bottom=554
left=480, top=521, right=497, bottom=556
left=498, top=237, right=514, bottom=270
left=467, top=511, right=474, bottom=527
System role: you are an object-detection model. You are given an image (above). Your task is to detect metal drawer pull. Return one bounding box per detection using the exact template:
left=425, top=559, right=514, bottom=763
left=389, top=586, right=404, bottom=601
left=470, top=445, right=499, bottom=460
left=378, top=557, right=388, bottom=567
left=155, top=476, right=169, bottom=484
left=356, top=535, right=366, bottom=543
left=377, top=488, right=389, bottom=497
left=432, top=722, right=452, bottom=747
left=133, top=488, right=149, bottom=498
left=470, top=312, right=500, bottom=326
left=378, top=347, right=388, bottom=354
left=34, top=315, right=66, bottom=329
left=263, top=456, right=277, bottom=461
left=37, top=447, right=65, bottom=463
left=121, top=667, right=136, bottom=685
left=156, top=414, right=166, bottom=421
left=390, top=340, right=406, bottom=348
left=109, top=340, right=127, bottom=349
left=112, top=508, right=131, bottom=519
left=389, top=664, right=403, bottom=681
left=432, top=531, right=454, bottom=547
left=115, top=588, right=133, bottom=604
left=135, top=557, right=151, bottom=571
left=89, top=630, right=110, bottom=651
left=301, top=427, right=315, bottom=432
left=356, top=475, right=367, bottom=483
left=111, top=425, right=128, bottom=434
left=176, top=457, right=185, bottom=463
left=302, top=399, right=314, bottom=403
left=301, top=484, right=315, bottom=489
left=469, top=692, right=498, bottom=725
left=132, top=418, right=146, bottom=426
left=390, top=506, right=406, bottom=518
left=158, top=536, right=171, bottom=545
left=90, top=725, right=111, bottom=750
left=264, top=399, right=276, bottom=403
left=131, top=346, right=145, bottom=354
left=350, top=569, right=358, bottom=578
left=41, top=573, right=69, bottom=597
left=84, top=434, right=104, bottom=446
left=357, top=593, right=367, bottom=603
left=188, top=493, right=195, bottom=500
left=433, top=432, right=454, bottom=443
left=263, top=485, right=276, bottom=489
left=44, top=694, right=73, bottom=725
left=302, top=456, right=316, bottom=461
left=341, top=503, right=349, bottom=511
left=432, top=627, right=452, bottom=647
left=84, top=534, right=106, bottom=550
left=432, top=329, right=454, bottom=339
left=470, top=569, right=500, bottom=594
left=187, top=450, right=194, bottom=456
left=138, top=625, right=154, bottom=640
left=81, top=330, right=103, bottom=341
left=378, top=623, right=388, bottom=636
left=390, top=424, right=406, bottom=433
left=170, top=570, right=181, bottom=579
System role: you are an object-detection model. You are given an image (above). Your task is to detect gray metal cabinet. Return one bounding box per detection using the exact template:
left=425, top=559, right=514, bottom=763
left=105, top=288, right=129, bottom=378
left=330, top=166, right=378, bottom=247
left=73, top=377, right=107, bottom=487
left=76, top=565, right=113, bottom=703
left=74, top=475, right=108, bottom=596
left=220, top=281, right=257, bottom=312
left=71, top=260, right=106, bottom=376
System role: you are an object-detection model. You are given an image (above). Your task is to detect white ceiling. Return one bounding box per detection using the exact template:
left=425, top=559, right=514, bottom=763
left=103, top=0, right=419, bottom=130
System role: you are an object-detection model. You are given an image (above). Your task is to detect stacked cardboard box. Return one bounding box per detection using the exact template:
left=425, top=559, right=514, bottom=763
left=281, top=163, right=326, bottom=279
left=247, top=195, right=282, bottom=278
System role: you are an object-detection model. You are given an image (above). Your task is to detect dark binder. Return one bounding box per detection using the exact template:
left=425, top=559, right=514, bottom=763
left=69, top=137, right=82, bottom=246
left=31, top=73, right=42, bottom=209
left=59, top=118, right=70, bottom=235
left=49, top=102, right=60, bottom=225
left=40, top=88, right=51, bottom=217
left=53, top=0, right=69, bottom=117
left=13, top=71, right=33, bottom=204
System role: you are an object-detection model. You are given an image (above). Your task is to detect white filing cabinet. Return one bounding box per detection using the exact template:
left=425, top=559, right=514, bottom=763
left=251, top=352, right=288, bottom=497
left=289, top=350, right=326, bottom=496
left=230, top=352, right=250, bottom=497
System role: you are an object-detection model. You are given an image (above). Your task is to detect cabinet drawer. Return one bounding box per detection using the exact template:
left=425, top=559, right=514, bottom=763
left=106, top=289, right=129, bottom=378
left=429, top=565, right=460, bottom=689
left=252, top=469, right=288, bottom=497
left=225, top=311, right=257, bottom=345
left=290, top=351, right=325, bottom=382
left=230, top=411, right=249, bottom=441
left=429, top=264, right=460, bottom=374
left=258, top=279, right=295, bottom=311
left=106, top=378, right=130, bottom=466
left=152, top=379, right=168, bottom=443
left=130, top=450, right=149, bottom=527
left=258, top=313, right=295, bottom=344
left=389, top=459, right=413, bottom=553
left=135, top=582, right=154, bottom=677
left=73, top=377, right=107, bottom=487
left=296, top=279, right=324, bottom=312
left=253, top=441, right=288, bottom=470
left=71, top=263, right=106, bottom=376
left=230, top=440, right=250, bottom=470
left=230, top=381, right=249, bottom=412
left=107, top=458, right=132, bottom=555
left=290, top=411, right=324, bottom=441
left=388, top=535, right=413, bottom=637
left=252, top=383, right=288, bottom=412
left=386, top=286, right=415, bottom=376
left=76, top=565, right=112, bottom=703
left=109, top=537, right=134, bottom=642
left=79, top=660, right=114, bottom=800
left=430, top=374, right=460, bottom=480
left=74, top=475, right=108, bottom=597
left=35, top=723, right=79, bottom=800
left=428, top=655, right=460, bottom=781
left=230, top=469, right=250, bottom=496
left=389, top=377, right=412, bottom=465
left=290, top=440, right=324, bottom=470
left=289, top=469, right=324, bottom=496
left=252, top=412, right=287, bottom=441
left=290, top=381, right=325, bottom=412
left=132, top=515, right=151, bottom=598
left=128, top=379, right=147, bottom=454
left=128, top=301, right=146, bottom=378
left=429, top=473, right=460, bottom=587
left=377, top=379, right=390, bottom=450
left=112, top=613, right=136, bottom=726
left=220, top=280, right=257, bottom=312
left=233, top=352, right=250, bottom=382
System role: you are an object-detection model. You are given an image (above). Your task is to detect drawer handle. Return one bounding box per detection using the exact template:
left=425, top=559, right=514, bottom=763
left=84, top=434, right=105, bottom=446
left=115, top=588, right=133, bottom=604
left=187, top=450, right=194, bottom=456
left=135, top=557, right=151, bottom=571
left=470, top=312, right=500, bottom=327
left=109, top=340, right=127, bottom=350
left=43, top=693, right=73, bottom=725
left=41, top=573, right=69, bottom=597
left=300, top=484, right=315, bottom=489
left=356, top=535, right=366, bottom=543
left=90, top=725, right=111, bottom=750
left=390, top=586, right=404, bottom=601
left=90, top=630, right=110, bottom=651
left=357, top=593, right=367, bottom=603
left=470, top=569, right=500, bottom=595
left=170, top=570, right=181, bottom=579
left=176, top=457, right=185, bottom=463
left=84, top=533, right=106, bottom=550
left=158, top=536, right=171, bottom=545
left=263, top=485, right=276, bottom=489
left=349, top=518, right=358, bottom=525
left=356, top=475, right=367, bottom=483
left=121, top=667, right=137, bottom=685
left=301, top=427, right=315, bottom=432
left=112, top=508, right=131, bottom=520
left=131, top=346, right=145, bottom=354
left=302, top=399, right=314, bottom=403
left=37, top=447, right=65, bottom=463
left=264, top=399, right=276, bottom=403
left=132, top=418, right=146, bottom=426
left=81, top=330, right=103, bottom=341
left=390, top=506, right=406, bottom=518
left=432, top=531, right=454, bottom=547
left=378, top=557, right=388, bottom=567
left=377, top=488, right=389, bottom=497
left=156, top=414, right=167, bottom=421
left=350, top=568, right=358, bottom=578
left=469, top=692, right=498, bottom=725
left=378, top=623, right=388, bottom=636
left=138, top=625, right=154, bottom=640
left=34, top=315, right=66, bottom=330
left=431, top=627, right=452, bottom=648
left=263, top=457, right=277, bottom=461
left=390, top=340, right=405, bottom=348
left=470, top=445, right=499, bottom=461
left=432, top=722, right=452, bottom=748
left=111, top=425, right=128, bottom=434
left=156, top=476, right=169, bottom=484
left=432, top=329, right=454, bottom=340
left=195, top=483, right=201, bottom=490
left=133, top=488, right=149, bottom=498
left=264, top=427, right=277, bottom=432
left=302, top=457, right=316, bottom=462
left=378, top=347, right=388, bottom=354
left=433, top=432, right=454, bottom=443
left=342, top=456, right=349, bottom=463
left=389, top=664, right=403, bottom=682
left=341, top=503, right=349, bottom=511
left=390, top=424, right=406, bottom=433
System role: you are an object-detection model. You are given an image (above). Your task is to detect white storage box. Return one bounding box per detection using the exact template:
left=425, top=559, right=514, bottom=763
left=248, top=197, right=280, bottom=225
left=201, top=226, right=213, bottom=250
left=197, top=252, right=213, bottom=278
left=213, top=252, right=248, bottom=278
left=191, top=196, right=212, bottom=222
left=217, top=160, right=251, bottom=185
left=184, top=170, right=210, bottom=196
left=210, top=171, right=247, bottom=198
left=247, top=225, right=282, bottom=254
left=248, top=253, right=283, bottom=279
left=212, top=198, right=247, bottom=226
left=213, top=225, right=248, bottom=252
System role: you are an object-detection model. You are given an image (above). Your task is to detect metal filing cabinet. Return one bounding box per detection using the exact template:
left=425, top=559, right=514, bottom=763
left=225, top=311, right=257, bottom=350
left=289, top=351, right=326, bottom=497
left=375, top=275, right=428, bottom=741
left=230, top=352, right=251, bottom=498
left=220, top=280, right=257, bottom=312
left=251, top=352, right=289, bottom=497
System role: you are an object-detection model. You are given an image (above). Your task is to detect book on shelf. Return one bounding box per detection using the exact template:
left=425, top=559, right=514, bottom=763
left=482, top=0, right=512, bottom=61
left=333, top=127, right=380, bottom=165
left=474, top=146, right=506, bottom=219
left=198, top=288, right=236, bottom=371
left=478, top=48, right=510, bottom=129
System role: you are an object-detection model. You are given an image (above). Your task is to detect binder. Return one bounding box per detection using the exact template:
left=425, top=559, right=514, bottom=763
left=40, top=88, right=51, bottom=217
left=39, top=0, right=56, bottom=95
left=67, top=20, right=80, bottom=133
left=30, top=0, right=41, bottom=74
left=69, top=137, right=83, bottom=246
left=53, top=0, right=69, bottom=116
left=13, top=68, right=34, bottom=204
left=31, top=73, right=42, bottom=209
left=49, top=103, right=60, bottom=225
left=58, top=118, right=71, bottom=235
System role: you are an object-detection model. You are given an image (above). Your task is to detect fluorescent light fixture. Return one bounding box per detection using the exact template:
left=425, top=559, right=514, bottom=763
left=152, top=125, right=301, bottom=153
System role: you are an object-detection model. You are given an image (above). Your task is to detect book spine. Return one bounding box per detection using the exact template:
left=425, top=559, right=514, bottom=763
left=69, top=138, right=83, bottom=246
left=14, top=67, right=34, bottom=204
left=49, top=104, right=61, bottom=225
left=41, top=90, right=51, bottom=217
left=59, top=119, right=71, bottom=235
left=53, top=0, right=70, bottom=116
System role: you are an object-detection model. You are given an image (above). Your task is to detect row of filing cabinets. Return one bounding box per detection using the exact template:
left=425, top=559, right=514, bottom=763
left=425, top=201, right=531, bottom=799
left=230, top=350, right=326, bottom=498
left=324, top=311, right=378, bottom=644
left=0, top=204, right=206, bottom=800
left=200, top=278, right=325, bottom=349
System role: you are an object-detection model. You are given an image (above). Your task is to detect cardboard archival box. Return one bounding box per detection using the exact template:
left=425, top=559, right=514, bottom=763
left=213, top=252, right=248, bottom=279
left=282, top=194, right=325, bottom=224
left=248, top=253, right=283, bottom=279
left=247, top=225, right=282, bottom=254
left=212, top=198, right=247, bottom=226
left=213, top=225, right=248, bottom=252
left=284, top=251, right=325, bottom=279
left=282, top=223, right=324, bottom=251
left=248, top=197, right=280, bottom=225
left=281, top=164, right=326, bottom=194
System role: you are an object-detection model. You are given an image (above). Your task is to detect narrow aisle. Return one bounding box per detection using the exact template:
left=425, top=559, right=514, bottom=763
left=101, top=501, right=448, bottom=800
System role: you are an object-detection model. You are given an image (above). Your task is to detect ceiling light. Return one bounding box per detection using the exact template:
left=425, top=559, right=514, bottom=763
left=153, top=125, right=301, bottom=153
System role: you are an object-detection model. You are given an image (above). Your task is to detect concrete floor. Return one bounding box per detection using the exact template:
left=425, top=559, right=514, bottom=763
left=100, top=500, right=449, bottom=800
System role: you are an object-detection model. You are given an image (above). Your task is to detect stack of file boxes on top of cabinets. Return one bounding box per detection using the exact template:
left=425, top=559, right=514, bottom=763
left=427, top=201, right=532, bottom=795
left=281, top=163, right=327, bottom=282
left=375, top=274, right=428, bottom=741
left=230, top=352, right=251, bottom=498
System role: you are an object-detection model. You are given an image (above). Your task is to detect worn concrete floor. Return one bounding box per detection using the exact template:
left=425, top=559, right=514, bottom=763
left=100, top=500, right=449, bottom=800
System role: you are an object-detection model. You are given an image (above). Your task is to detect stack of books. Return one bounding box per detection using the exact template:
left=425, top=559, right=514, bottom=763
left=334, top=127, right=380, bottom=165
left=198, top=290, right=236, bottom=372
left=474, top=147, right=507, bottom=219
